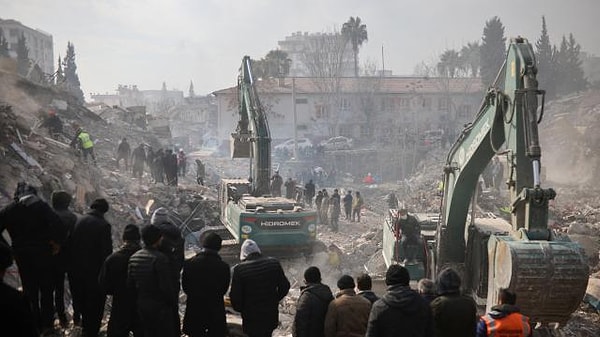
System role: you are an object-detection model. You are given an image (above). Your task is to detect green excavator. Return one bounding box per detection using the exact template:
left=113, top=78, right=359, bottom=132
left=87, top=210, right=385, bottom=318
left=217, top=56, right=318, bottom=258
left=383, top=37, right=589, bottom=329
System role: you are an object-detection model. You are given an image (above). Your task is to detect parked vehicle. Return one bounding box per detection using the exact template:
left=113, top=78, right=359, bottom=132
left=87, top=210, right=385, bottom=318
left=274, top=138, right=313, bottom=152
left=320, top=136, right=353, bottom=150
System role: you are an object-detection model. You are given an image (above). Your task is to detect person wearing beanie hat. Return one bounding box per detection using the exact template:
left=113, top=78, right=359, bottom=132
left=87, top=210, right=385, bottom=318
left=128, top=224, right=176, bottom=337
left=99, top=225, right=142, bottom=337
left=230, top=239, right=290, bottom=337
left=151, top=207, right=185, bottom=337
left=430, top=268, right=477, bottom=337
left=69, top=198, right=113, bottom=336
left=182, top=232, right=230, bottom=337
left=366, top=265, right=433, bottom=337
left=50, top=190, right=78, bottom=327
left=293, top=266, right=333, bottom=337
left=1, top=183, right=65, bottom=334
left=324, top=274, right=371, bottom=337
left=0, top=242, right=39, bottom=336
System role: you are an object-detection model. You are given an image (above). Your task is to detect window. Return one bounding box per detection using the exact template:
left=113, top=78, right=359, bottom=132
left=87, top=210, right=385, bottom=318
left=315, top=104, right=329, bottom=119
left=295, top=98, right=308, bottom=104
left=438, top=97, right=450, bottom=111
left=340, top=98, right=350, bottom=110
left=422, top=97, right=432, bottom=109
left=400, top=96, right=410, bottom=108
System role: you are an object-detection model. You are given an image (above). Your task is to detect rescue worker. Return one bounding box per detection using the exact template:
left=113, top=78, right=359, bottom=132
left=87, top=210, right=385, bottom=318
left=270, top=171, right=283, bottom=197
left=395, top=209, right=422, bottom=264
left=98, top=224, right=142, bottom=337
left=116, top=138, right=131, bottom=171
left=71, top=127, right=97, bottom=165
left=195, top=159, right=205, bottom=185
left=177, top=149, right=187, bottom=177
left=476, top=288, right=532, bottom=337
left=131, top=144, right=146, bottom=179
left=352, top=191, right=364, bottom=222
left=41, top=108, right=63, bottom=137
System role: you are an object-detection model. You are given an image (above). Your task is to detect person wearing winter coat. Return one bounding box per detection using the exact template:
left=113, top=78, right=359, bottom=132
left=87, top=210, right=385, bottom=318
left=116, top=138, right=131, bottom=171
left=150, top=207, right=184, bottom=337
left=50, top=190, right=78, bottom=327
left=476, top=288, right=532, bottom=337
left=182, top=232, right=231, bottom=337
left=342, top=191, right=353, bottom=221
left=324, top=275, right=371, bottom=337
left=128, top=225, right=176, bottom=337
left=365, top=265, right=433, bottom=337
left=70, top=198, right=113, bottom=337
left=292, top=266, right=334, bottom=337
left=131, top=144, right=146, bottom=179
left=230, top=239, right=290, bottom=337
left=99, top=224, right=142, bottom=337
left=0, top=183, right=65, bottom=334
left=329, top=189, right=341, bottom=232
left=356, top=273, right=379, bottom=304
left=430, top=268, right=478, bottom=337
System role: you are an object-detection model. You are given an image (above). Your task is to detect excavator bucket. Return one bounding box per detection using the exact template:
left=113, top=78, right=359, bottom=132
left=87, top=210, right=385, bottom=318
left=487, top=235, right=589, bottom=325
left=230, top=133, right=250, bottom=158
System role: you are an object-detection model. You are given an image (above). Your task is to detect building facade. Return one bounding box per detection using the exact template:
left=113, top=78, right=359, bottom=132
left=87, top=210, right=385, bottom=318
left=0, top=18, right=54, bottom=75
left=212, top=76, right=484, bottom=147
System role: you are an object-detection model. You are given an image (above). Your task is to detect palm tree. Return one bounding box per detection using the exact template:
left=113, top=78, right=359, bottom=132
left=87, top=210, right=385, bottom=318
left=460, top=42, right=480, bottom=77
left=342, top=16, right=368, bottom=77
left=437, top=49, right=460, bottom=78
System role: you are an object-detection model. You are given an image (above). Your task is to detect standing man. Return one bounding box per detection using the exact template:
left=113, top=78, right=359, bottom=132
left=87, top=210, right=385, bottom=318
left=131, top=144, right=146, bottom=179
left=417, top=278, right=436, bottom=305
left=71, top=127, right=97, bottom=165
left=430, top=268, right=478, bottom=337
left=128, top=225, right=175, bottom=337
left=365, top=265, right=433, bottom=337
left=321, top=190, right=330, bottom=227
left=356, top=273, right=379, bottom=304
left=304, top=180, right=315, bottom=207
left=196, top=159, right=206, bottom=186
left=270, top=171, right=283, bottom=197
left=50, top=191, right=78, bottom=328
left=0, top=183, right=64, bottom=335
left=70, top=198, right=113, bottom=337
left=385, top=191, right=398, bottom=209
left=182, top=232, right=231, bottom=337
left=329, top=189, right=341, bottom=232
left=99, top=224, right=142, bottom=337
left=285, top=177, right=296, bottom=199
left=352, top=191, right=363, bottom=222
left=116, top=138, right=131, bottom=171
left=342, top=190, right=353, bottom=221
left=151, top=207, right=184, bottom=337
left=230, top=239, right=290, bottom=337
left=476, top=289, right=532, bottom=337
left=292, top=266, right=333, bottom=337
left=177, top=149, right=187, bottom=177
left=324, top=274, right=371, bottom=337
left=153, top=149, right=165, bottom=184
left=315, top=191, right=324, bottom=224
left=395, top=209, right=422, bottom=264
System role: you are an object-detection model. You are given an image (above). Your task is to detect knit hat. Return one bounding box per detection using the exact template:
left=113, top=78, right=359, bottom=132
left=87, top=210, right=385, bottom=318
left=337, top=274, right=355, bottom=290
left=141, top=224, right=162, bottom=246
left=240, top=239, right=261, bottom=260
left=385, top=264, right=410, bottom=286
left=122, top=224, right=141, bottom=241
left=304, top=266, right=321, bottom=283
left=437, top=268, right=461, bottom=295
left=201, top=232, right=222, bottom=251
left=90, top=198, right=109, bottom=213
left=51, top=191, right=72, bottom=210
left=150, top=207, right=169, bottom=225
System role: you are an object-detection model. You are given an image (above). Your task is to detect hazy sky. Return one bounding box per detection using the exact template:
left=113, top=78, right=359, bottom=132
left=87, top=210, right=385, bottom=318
left=2, top=0, right=599, bottom=100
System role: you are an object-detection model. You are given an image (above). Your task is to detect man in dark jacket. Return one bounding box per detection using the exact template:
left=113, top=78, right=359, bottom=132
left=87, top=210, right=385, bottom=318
left=395, top=209, right=422, bottom=263
left=292, top=266, right=333, bottom=337
left=131, top=144, right=146, bottom=179
left=356, top=273, right=379, bottom=304
left=430, top=268, right=477, bottom=337
left=151, top=207, right=184, bottom=337
left=0, top=241, right=39, bottom=337
left=476, top=288, right=532, bottom=337
left=230, top=239, right=290, bottom=337
left=304, top=180, right=315, bottom=207
left=285, top=177, right=296, bottom=199
left=128, top=225, right=175, bottom=337
left=366, top=265, right=433, bottom=337
left=182, top=232, right=231, bottom=337
left=70, top=198, right=113, bottom=337
left=342, top=190, right=353, bottom=221
left=50, top=190, right=78, bottom=327
left=99, top=224, right=142, bottom=337
left=116, top=138, right=131, bottom=171
left=0, top=183, right=64, bottom=334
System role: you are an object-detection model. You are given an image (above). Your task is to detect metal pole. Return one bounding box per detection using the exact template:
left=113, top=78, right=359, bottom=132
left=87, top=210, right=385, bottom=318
left=293, top=78, right=298, bottom=159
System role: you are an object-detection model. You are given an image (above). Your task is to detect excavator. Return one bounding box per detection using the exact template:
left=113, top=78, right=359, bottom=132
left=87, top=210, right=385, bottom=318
left=383, top=37, right=589, bottom=330
left=217, top=56, right=318, bottom=258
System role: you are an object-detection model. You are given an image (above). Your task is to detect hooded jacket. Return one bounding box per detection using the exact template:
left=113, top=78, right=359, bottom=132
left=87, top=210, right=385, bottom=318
left=476, top=304, right=532, bottom=337
left=366, top=284, right=433, bottom=337
left=293, top=283, right=334, bottom=337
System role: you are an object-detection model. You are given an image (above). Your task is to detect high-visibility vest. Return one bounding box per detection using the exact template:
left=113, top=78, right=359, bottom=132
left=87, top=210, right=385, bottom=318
left=482, top=312, right=531, bottom=337
left=78, top=132, right=94, bottom=149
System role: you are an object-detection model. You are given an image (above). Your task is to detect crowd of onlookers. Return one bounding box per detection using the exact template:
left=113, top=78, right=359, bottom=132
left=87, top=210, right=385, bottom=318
left=1, top=182, right=532, bottom=337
